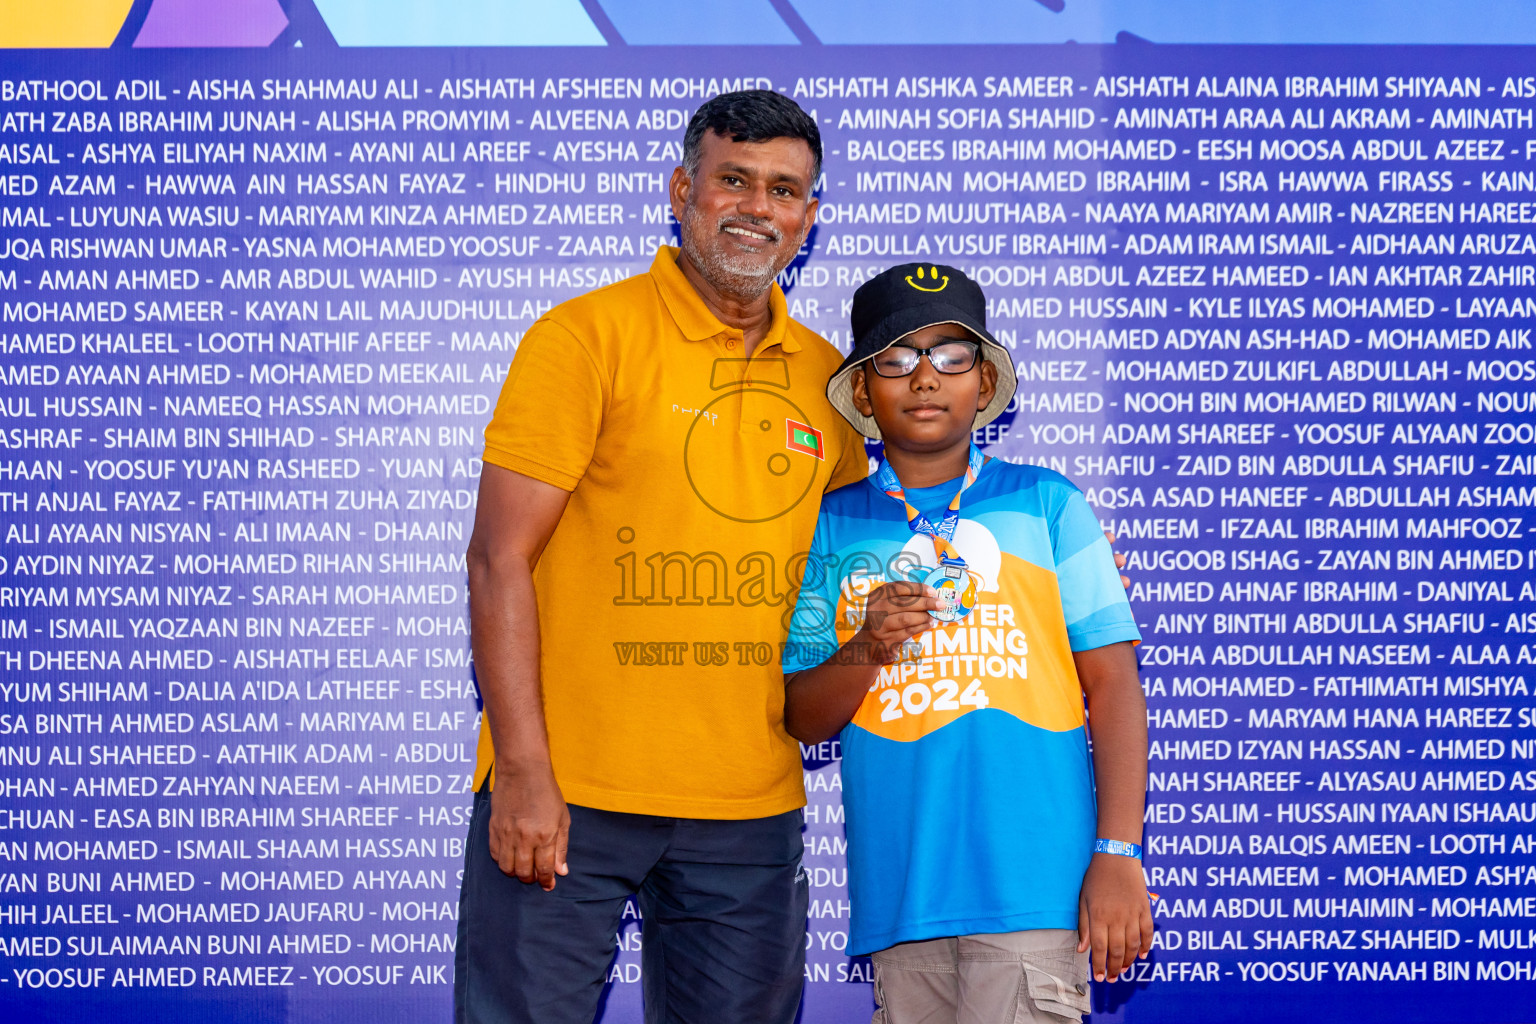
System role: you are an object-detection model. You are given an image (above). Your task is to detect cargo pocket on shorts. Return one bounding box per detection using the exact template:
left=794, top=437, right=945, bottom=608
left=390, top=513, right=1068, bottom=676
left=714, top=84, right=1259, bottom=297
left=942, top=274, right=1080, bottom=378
left=868, top=961, right=889, bottom=1024
left=1017, top=962, right=1090, bottom=1023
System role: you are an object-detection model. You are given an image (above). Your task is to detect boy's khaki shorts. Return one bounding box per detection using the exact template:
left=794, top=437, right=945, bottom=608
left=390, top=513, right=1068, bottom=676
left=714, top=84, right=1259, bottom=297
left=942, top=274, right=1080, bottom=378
left=870, top=929, right=1090, bottom=1024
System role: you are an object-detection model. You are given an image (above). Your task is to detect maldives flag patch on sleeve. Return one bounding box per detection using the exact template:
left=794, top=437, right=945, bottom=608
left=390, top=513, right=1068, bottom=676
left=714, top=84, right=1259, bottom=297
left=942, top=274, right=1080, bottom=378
left=786, top=419, right=823, bottom=459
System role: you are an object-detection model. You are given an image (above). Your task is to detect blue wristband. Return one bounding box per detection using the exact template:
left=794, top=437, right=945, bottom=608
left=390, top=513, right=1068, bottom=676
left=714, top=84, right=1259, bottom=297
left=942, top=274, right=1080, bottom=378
left=1095, top=839, right=1142, bottom=860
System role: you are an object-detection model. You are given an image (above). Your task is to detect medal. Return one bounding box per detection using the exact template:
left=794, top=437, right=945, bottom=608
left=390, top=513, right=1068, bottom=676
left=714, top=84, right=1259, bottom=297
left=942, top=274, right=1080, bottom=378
left=925, top=557, right=978, bottom=623
left=875, top=445, right=988, bottom=624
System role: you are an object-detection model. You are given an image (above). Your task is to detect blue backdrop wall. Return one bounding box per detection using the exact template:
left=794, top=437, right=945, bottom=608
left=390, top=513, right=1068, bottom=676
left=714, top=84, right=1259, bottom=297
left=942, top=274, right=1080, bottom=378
left=3, top=4, right=1536, bottom=1023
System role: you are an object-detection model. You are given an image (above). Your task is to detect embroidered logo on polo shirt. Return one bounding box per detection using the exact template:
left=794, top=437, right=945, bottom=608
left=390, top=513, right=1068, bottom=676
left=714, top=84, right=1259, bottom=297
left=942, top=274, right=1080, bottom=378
left=786, top=419, right=823, bottom=459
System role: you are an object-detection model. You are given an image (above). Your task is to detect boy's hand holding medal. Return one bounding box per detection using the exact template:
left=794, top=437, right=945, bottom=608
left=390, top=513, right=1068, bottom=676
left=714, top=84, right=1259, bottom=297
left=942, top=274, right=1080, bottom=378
left=851, top=580, right=940, bottom=665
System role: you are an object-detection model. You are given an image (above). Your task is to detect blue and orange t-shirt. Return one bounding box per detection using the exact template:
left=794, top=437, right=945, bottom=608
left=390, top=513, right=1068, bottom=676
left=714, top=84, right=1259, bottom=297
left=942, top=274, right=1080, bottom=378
left=783, top=459, right=1140, bottom=955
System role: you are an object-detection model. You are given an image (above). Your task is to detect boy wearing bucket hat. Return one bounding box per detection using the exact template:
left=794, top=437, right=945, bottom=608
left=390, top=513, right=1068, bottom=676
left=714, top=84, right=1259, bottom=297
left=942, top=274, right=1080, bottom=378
left=782, top=263, right=1152, bottom=1023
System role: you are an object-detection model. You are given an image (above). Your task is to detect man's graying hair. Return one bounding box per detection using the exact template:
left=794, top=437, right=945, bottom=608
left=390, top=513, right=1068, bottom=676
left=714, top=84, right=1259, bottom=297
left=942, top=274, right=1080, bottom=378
left=681, top=89, right=823, bottom=186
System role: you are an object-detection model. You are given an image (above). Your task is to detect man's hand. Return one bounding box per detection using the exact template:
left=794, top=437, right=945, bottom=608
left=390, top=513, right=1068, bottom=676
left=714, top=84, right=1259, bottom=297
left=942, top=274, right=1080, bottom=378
left=1105, top=530, right=1129, bottom=590
left=1077, top=852, right=1154, bottom=982
left=854, top=580, right=939, bottom=665
left=489, top=763, right=570, bottom=891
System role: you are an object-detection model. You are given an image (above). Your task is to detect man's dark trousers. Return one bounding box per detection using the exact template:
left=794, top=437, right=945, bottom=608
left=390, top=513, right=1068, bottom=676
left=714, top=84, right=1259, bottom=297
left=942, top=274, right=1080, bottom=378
left=454, top=793, right=808, bottom=1024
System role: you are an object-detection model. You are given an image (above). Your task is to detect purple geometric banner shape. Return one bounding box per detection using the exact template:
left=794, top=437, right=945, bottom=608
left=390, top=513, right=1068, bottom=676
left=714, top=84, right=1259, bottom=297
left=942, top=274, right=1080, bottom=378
left=134, top=0, right=287, bottom=47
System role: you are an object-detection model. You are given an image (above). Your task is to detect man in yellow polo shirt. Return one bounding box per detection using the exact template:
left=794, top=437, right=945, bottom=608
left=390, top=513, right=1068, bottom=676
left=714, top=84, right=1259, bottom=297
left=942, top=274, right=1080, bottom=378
left=455, top=91, right=867, bottom=1024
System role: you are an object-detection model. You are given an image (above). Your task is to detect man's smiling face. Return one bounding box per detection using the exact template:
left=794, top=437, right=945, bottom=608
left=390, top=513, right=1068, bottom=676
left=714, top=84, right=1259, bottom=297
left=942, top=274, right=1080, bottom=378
left=670, top=130, right=819, bottom=299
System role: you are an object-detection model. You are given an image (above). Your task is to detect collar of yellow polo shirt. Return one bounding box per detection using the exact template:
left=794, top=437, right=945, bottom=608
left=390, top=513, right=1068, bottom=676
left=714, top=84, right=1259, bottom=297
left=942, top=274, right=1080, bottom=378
left=475, top=246, right=867, bottom=818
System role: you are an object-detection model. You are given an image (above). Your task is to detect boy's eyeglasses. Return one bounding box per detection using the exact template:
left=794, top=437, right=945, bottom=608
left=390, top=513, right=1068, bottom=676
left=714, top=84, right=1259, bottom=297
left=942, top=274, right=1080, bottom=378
left=868, top=340, right=980, bottom=378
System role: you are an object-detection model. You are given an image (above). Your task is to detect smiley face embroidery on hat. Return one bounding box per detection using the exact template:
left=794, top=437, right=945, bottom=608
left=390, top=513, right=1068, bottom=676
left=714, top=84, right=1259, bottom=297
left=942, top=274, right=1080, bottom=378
left=905, top=265, right=950, bottom=292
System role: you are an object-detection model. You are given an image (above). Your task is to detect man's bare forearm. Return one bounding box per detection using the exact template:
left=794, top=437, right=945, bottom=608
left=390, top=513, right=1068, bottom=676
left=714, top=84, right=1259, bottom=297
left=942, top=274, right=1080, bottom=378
left=464, top=465, right=572, bottom=785
left=467, top=548, right=551, bottom=780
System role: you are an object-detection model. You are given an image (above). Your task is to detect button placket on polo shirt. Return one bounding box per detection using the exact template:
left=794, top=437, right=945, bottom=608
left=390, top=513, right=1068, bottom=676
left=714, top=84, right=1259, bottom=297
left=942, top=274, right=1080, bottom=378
left=733, top=333, right=785, bottom=436
left=709, top=329, right=751, bottom=436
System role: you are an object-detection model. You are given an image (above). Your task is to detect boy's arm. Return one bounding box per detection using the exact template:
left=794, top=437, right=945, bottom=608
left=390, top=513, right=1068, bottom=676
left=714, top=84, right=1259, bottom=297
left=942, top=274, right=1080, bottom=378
left=1074, top=640, right=1154, bottom=983
left=783, top=581, right=939, bottom=745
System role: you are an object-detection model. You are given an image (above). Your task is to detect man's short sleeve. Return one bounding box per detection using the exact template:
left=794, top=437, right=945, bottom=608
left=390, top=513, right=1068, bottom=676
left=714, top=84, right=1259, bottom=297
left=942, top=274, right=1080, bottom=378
left=1050, top=484, right=1141, bottom=652
left=783, top=514, right=843, bottom=674
left=482, top=319, right=605, bottom=492
left=826, top=422, right=870, bottom=493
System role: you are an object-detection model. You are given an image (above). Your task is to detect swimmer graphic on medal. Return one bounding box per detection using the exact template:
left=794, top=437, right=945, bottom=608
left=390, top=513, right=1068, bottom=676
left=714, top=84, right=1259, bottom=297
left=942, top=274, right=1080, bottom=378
left=890, top=517, right=1004, bottom=624
left=929, top=556, right=979, bottom=622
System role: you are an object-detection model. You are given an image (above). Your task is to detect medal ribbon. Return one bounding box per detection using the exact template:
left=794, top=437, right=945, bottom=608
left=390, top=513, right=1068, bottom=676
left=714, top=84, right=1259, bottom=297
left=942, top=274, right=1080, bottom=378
left=874, top=444, right=989, bottom=563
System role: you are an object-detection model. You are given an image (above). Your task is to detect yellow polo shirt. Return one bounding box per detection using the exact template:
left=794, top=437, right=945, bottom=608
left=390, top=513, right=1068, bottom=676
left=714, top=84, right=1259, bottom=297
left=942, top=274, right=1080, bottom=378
left=477, top=247, right=867, bottom=818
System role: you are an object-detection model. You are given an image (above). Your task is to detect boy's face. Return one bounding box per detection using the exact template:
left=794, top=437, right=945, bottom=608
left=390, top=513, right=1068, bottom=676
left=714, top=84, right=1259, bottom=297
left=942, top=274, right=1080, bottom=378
left=850, top=323, right=998, bottom=453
